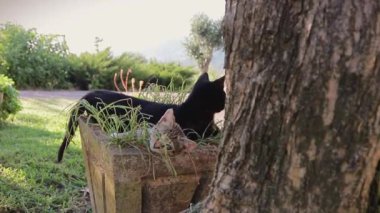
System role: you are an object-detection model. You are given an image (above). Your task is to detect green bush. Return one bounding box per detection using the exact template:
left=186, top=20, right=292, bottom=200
left=0, top=23, right=70, bottom=89
left=0, top=74, right=21, bottom=120
left=67, top=49, right=117, bottom=90
left=0, top=23, right=198, bottom=90
left=84, top=51, right=197, bottom=90
left=142, top=61, right=196, bottom=87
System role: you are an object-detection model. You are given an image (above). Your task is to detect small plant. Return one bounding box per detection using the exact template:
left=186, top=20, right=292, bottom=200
left=72, top=79, right=221, bottom=147
left=75, top=98, right=151, bottom=147
left=68, top=81, right=221, bottom=177
left=73, top=99, right=179, bottom=176
left=138, top=79, right=188, bottom=105
left=67, top=77, right=222, bottom=151
left=0, top=74, right=22, bottom=121
left=113, top=69, right=133, bottom=92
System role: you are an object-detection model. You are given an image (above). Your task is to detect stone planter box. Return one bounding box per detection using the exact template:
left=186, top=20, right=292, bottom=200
left=78, top=117, right=218, bottom=213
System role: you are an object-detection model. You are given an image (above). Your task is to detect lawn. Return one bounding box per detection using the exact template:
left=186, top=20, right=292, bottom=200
left=0, top=98, right=90, bottom=212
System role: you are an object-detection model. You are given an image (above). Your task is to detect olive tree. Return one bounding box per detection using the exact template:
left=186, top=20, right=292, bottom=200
left=184, top=13, right=223, bottom=73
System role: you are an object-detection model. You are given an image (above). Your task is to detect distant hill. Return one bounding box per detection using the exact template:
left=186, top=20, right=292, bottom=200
left=142, top=39, right=225, bottom=74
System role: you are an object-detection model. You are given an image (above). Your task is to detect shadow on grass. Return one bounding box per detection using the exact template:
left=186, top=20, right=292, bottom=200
left=0, top=120, right=84, bottom=164
left=0, top=121, right=88, bottom=212
left=23, top=98, right=76, bottom=114
left=0, top=119, right=56, bottom=136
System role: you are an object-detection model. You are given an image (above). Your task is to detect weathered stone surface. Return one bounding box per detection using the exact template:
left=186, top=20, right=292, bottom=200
left=79, top=117, right=218, bottom=213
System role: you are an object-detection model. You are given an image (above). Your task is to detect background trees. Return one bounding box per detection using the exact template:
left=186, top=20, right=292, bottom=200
left=184, top=13, right=223, bottom=73
left=0, top=23, right=197, bottom=90
left=0, top=23, right=70, bottom=89
left=203, top=0, right=380, bottom=212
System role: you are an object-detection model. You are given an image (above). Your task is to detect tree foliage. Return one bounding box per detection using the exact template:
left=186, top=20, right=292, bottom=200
left=68, top=50, right=196, bottom=90
left=184, top=13, right=223, bottom=73
left=0, top=23, right=197, bottom=90
left=0, top=74, right=21, bottom=121
left=0, top=23, right=70, bottom=89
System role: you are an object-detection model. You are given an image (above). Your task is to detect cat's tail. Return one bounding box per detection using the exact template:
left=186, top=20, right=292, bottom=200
left=57, top=104, right=83, bottom=163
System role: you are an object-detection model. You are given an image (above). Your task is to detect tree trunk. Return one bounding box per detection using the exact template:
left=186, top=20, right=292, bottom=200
left=203, top=0, right=380, bottom=212
left=201, top=53, right=213, bottom=73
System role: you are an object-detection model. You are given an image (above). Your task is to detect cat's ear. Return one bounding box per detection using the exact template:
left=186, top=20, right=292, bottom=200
left=181, top=138, right=198, bottom=153
left=194, top=73, right=210, bottom=87
left=213, top=75, right=225, bottom=90
left=158, top=108, right=175, bottom=126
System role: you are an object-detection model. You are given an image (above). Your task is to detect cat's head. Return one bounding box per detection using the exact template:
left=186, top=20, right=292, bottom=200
left=186, top=73, right=226, bottom=113
left=150, top=108, right=197, bottom=155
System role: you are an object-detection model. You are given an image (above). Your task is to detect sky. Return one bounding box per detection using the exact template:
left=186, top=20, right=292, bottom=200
left=0, top=0, right=225, bottom=57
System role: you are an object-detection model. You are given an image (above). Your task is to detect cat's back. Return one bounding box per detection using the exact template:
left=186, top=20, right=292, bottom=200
left=82, top=90, right=139, bottom=104
left=81, top=90, right=178, bottom=122
left=82, top=90, right=175, bottom=106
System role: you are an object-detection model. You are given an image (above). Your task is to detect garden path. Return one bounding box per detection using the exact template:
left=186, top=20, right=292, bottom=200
left=19, top=90, right=225, bottom=122
left=20, top=90, right=89, bottom=100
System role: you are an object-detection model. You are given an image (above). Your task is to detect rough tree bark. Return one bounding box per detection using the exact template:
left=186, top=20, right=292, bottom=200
left=203, top=0, right=380, bottom=212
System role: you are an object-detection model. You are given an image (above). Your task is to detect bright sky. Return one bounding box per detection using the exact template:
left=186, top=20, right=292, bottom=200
left=0, top=0, right=225, bottom=55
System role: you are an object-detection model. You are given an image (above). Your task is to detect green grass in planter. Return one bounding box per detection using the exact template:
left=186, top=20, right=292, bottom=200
left=75, top=98, right=179, bottom=177
left=74, top=82, right=222, bottom=148
left=77, top=98, right=152, bottom=147
left=71, top=82, right=215, bottom=178
left=69, top=82, right=190, bottom=148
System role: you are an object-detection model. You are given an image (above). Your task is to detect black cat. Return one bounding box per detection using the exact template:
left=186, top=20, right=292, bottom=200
left=57, top=73, right=225, bottom=162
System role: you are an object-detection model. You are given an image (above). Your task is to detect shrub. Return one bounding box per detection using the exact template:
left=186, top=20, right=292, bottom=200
left=89, top=52, right=197, bottom=90
left=142, top=61, right=196, bottom=87
left=0, top=23, right=70, bottom=89
left=0, top=74, right=22, bottom=120
left=0, top=23, right=198, bottom=90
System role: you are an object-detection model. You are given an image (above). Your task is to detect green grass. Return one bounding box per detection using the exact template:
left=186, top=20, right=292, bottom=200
left=0, top=98, right=89, bottom=212
left=0, top=84, right=221, bottom=212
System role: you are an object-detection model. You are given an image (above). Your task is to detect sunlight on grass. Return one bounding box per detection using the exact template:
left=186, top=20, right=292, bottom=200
left=0, top=98, right=88, bottom=212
